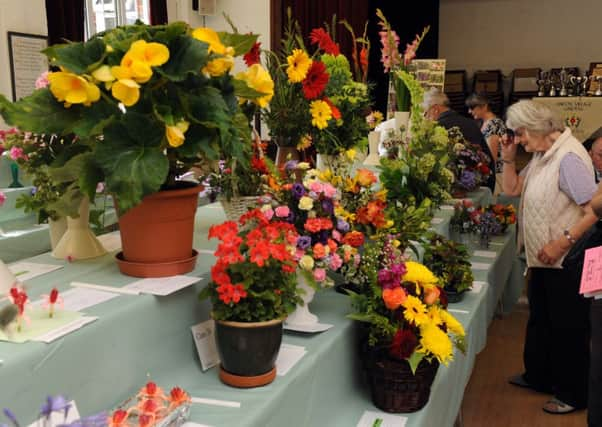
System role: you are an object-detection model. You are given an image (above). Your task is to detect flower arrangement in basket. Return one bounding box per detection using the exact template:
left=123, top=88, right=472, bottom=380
left=481, top=203, right=516, bottom=234
left=447, top=127, right=492, bottom=195
left=422, top=232, right=473, bottom=302
left=263, top=10, right=371, bottom=155
left=376, top=8, right=429, bottom=114
left=347, top=234, right=466, bottom=412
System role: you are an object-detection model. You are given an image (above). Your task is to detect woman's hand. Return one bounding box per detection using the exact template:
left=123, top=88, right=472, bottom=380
left=500, top=132, right=518, bottom=161
left=537, top=238, right=570, bottom=265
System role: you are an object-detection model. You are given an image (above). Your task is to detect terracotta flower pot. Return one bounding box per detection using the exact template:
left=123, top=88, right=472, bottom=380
left=215, top=318, right=283, bottom=388
left=115, top=183, right=202, bottom=277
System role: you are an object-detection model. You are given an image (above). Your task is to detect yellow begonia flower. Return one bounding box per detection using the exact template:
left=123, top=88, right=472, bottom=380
left=166, top=120, right=190, bottom=148
left=91, top=65, right=115, bottom=83
left=192, top=27, right=234, bottom=77
left=48, top=71, right=100, bottom=107
left=235, top=64, right=274, bottom=108
left=128, top=40, right=170, bottom=66
left=111, top=79, right=140, bottom=107
left=286, top=49, right=311, bottom=83
left=310, top=100, right=332, bottom=130
left=118, top=54, right=153, bottom=83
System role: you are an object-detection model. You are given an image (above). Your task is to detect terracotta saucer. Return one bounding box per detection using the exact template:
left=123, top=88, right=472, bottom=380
left=115, top=250, right=198, bottom=278
left=219, top=365, right=277, bottom=388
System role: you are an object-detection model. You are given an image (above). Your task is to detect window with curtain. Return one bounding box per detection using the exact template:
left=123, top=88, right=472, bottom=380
left=84, top=0, right=151, bottom=38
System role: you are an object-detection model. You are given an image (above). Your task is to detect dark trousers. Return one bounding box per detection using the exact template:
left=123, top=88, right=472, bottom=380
left=523, top=267, right=591, bottom=408
left=589, top=299, right=602, bottom=426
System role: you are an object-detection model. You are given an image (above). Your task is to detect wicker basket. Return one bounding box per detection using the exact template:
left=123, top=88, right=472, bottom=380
left=364, top=350, right=439, bottom=413
left=219, top=196, right=259, bottom=221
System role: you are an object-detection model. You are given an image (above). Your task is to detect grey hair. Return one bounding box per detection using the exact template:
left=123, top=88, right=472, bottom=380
left=422, top=88, right=450, bottom=110
left=505, top=100, right=564, bottom=135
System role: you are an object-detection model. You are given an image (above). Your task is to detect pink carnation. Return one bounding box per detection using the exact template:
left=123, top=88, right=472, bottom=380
left=309, top=181, right=324, bottom=194
left=313, top=268, right=326, bottom=282
left=275, top=206, right=290, bottom=218
left=35, top=71, right=50, bottom=89
left=9, top=146, right=26, bottom=160
left=329, top=253, right=343, bottom=270
left=262, top=207, right=274, bottom=221
left=332, top=229, right=342, bottom=242
left=322, top=183, right=337, bottom=198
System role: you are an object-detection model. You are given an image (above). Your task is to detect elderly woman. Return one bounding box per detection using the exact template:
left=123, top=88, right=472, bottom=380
left=502, top=100, right=598, bottom=414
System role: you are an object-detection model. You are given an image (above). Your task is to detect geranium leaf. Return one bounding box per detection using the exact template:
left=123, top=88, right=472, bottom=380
left=159, top=36, right=209, bottom=81
left=97, top=113, right=168, bottom=212
left=0, top=91, right=79, bottom=135
left=217, top=32, right=258, bottom=56
left=43, top=38, right=105, bottom=74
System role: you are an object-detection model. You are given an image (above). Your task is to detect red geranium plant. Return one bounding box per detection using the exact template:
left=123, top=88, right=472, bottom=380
left=199, top=208, right=302, bottom=322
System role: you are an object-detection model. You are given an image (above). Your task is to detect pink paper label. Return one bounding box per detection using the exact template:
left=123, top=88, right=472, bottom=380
left=580, top=245, right=602, bottom=295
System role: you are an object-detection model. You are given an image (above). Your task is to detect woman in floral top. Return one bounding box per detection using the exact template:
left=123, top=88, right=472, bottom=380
left=466, top=93, right=507, bottom=172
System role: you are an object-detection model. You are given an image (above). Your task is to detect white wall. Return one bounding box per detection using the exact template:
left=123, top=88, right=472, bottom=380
left=168, top=0, right=270, bottom=73
left=439, top=0, right=602, bottom=78
left=0, top=0, right=47, bottom=103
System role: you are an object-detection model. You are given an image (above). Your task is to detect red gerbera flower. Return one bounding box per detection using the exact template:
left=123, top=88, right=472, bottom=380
left=309, top=28, right=340, bottom=55
left=243, top=41, right=261, bottom=66
left=302, top=61, right=329, bottom=100
left=389, top=329, right=418, bottom=360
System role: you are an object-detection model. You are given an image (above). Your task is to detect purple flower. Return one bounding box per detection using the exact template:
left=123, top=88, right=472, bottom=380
left=296, top=236, right=312, bottom=250
left=284, top=160, right=299, bottom=170
left=3, top=408, right=19, bottom=427
left=286, top=210, right=296, bottom=223
left=30, top=187, right=37, bottom=196
left=390, top=262, right=407, bottom=278
left=321, top=199, right=334, bottom=215
left=336, top=218, right=350, bottom=232
left=40, top=395, right=71, bottom=419
left=459, top=170, right=476, bottom=190
left=318, top=230, right=329, bottom=244
left=292, top=183, right=305, bottom=199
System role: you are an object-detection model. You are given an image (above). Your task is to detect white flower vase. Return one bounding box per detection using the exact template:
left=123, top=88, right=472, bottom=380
left=363, top=131, right=382, bottom=166
left=395, top=111, right=410, bottom=135
left=285, top=271, right=318, bottom=327
left=0, top=259, right=17, bottom=295
left=52, top=197, right=107, bottom=260
left=316, top=153, right=336, bottom=171
left=48, top=217, right=68, bottom=250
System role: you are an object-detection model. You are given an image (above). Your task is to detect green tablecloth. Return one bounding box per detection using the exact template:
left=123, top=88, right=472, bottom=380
left=0, top=191, right=523, bottom=427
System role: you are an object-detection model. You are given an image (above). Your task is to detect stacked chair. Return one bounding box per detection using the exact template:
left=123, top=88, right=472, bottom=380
left=444, top=70, right=468, bottom=116
left=472, top=69, right=504, bottom=117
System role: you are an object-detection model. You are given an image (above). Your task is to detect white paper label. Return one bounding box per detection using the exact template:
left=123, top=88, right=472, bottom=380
left=190, top=397, right=240, bottom=408
left=191, top=320, right=220, bottom=371
left=356, top=410, right=407, bottom=427
left=33, top=317, right=97, bottom=343
left=123, top=275, right=202, bottom=296
left=26, top=401, right=80, bottom=427
left=276, top=343, right=306, bottom=376
left=9, top=262, right=63, bottom=282
left=473, top=250, right=496, bottom=259
left=471, top=261, right=491, bottom=270
left=54, top=287, right=120, bottom=312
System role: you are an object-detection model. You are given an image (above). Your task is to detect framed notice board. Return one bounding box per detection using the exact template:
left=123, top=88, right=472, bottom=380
left=7, top=31, right=48, bottom=101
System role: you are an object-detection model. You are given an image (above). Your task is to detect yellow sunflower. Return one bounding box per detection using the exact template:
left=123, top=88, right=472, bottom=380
left=426, top=305, right=444, bottom=327
left=402, top=261, right=438, bottom=289
left=440, top=310, right=465, bottom=337
left=402, top=295, right=428, bottom=326
left=417, top=323, right=453, bottom=365
left=286, top=49, right=312, bottom=83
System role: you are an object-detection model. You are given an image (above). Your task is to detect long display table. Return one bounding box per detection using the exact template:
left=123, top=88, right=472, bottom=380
left=0, top=189, right=522, bottom=427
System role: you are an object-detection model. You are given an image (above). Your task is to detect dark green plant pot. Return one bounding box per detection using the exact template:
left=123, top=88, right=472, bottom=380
left=214, top=318, right=283, bottom=387
left=445, top=288, right=466, bottom=303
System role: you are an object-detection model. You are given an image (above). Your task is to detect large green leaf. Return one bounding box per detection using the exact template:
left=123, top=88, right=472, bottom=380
left=217, top=32, right=258, bottom=56
left=97, top=113, right=169, bottom=212
left=0, top=91, right=79, bottom=135
left=175, top=124, right=213, bottom=158
left=72, top=101, right=120, bottom=137
left=408, top=351, right=426, bottom=375
left=43, top=38, right=106, bottom=74
left=159, top=36, right=209, bottom=81
left=231, top=78, right=267, bottom=99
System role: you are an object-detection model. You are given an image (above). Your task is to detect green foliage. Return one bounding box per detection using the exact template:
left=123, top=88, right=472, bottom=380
left=422, top=232, right=473, bottom=294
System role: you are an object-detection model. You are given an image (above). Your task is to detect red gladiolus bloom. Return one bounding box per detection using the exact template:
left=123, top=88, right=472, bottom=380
left=309, top=28, right=340, bottom=55
left=359, top=47, right=368, bottom=76
left=168, top=387, right=190, bottom=408
left=243, top=41, right=261, bottom=66
left=49, top=288, right=59, bottom=304
left=108, top=410, right=128, bottom=427
left=302, top=61, right=329, bottom=100
left=389, top=329, right=418, bottom=360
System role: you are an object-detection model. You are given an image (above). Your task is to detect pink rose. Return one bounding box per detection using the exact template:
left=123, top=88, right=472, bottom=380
left=322, top=183, right=337, bottom=198
left=275, top=206, right=290, bottom=218
left=309, top=181, right=324, bottom=194
left=313, top=268, right=326, bottom=282
left=329, top=253, right=342, bottom=270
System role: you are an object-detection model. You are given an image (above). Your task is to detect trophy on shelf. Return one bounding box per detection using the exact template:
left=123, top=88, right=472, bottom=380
left=559, top=68, right=568, bottom=97
left=570, top=75, right=590, bottom=97
left=537, top=71, right=548, bottom=97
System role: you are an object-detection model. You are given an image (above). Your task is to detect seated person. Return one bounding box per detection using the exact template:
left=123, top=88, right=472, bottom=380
left=583, top=127, right=602, bottom=182
left=422, top=88, right=496, bottom=192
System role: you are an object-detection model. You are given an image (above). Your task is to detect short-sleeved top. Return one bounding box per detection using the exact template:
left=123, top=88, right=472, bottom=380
left=519, top=152, right=597, bottom=205
left=482, top=117, right=506, bottom=172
